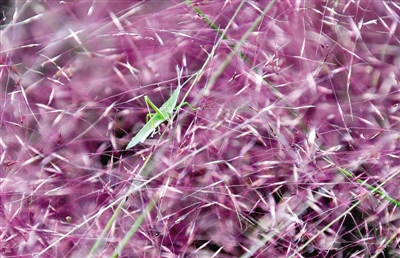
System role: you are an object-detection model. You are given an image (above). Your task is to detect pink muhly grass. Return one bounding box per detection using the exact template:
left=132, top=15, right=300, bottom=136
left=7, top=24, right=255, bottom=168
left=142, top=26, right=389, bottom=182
left=1, top=0, right=400, bottom=257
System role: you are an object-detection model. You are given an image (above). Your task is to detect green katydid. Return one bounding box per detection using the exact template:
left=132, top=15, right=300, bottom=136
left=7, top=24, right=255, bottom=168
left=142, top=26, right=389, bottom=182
left=126, top=67, right=196, bottom=149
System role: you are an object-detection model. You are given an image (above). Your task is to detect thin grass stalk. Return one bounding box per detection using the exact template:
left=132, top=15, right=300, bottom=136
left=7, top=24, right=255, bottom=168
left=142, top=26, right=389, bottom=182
left=111, top=199, right=156, bottom=258
left=324, top=157, right=400, bottom=207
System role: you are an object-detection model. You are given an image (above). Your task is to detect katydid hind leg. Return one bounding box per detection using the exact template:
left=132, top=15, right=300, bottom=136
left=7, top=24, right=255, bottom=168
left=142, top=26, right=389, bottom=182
left=146, top=113, right=155, bottom=123
left=145, top=96, right=167, bottom=120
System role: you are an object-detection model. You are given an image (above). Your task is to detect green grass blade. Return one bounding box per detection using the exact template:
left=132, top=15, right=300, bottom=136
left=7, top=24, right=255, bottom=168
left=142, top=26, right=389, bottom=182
left=322, top=157, right=400, bottom=207
left=111, top=199, right=156, bottom=258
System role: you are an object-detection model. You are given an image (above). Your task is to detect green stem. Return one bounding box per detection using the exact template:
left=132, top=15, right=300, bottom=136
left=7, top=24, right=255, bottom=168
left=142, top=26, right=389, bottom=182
left=88, top=153, right=154, bottom=256
left=184, top=0, right=228, bottom=40
left=111, top=199, right=156, bottom=258
left=323, top=157, right=400, bottom=207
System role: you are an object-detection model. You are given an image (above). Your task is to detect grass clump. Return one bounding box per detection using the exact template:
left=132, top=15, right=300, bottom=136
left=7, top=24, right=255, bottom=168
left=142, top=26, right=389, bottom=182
left=1, top=0, right=400, bottom=257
